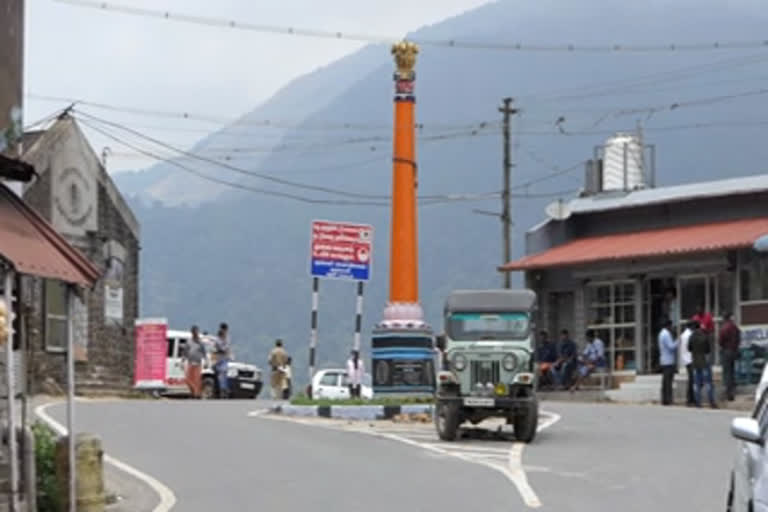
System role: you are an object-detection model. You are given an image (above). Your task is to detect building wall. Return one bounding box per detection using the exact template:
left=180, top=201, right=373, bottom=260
left=21, top=119, right=140, bottom=393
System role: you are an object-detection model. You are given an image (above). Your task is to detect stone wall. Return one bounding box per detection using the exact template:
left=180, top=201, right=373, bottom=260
left=22, top=148, right=139, bottom=394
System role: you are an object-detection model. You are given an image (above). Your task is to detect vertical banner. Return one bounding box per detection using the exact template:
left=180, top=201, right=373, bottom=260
left=0, top=0, right=24, bottom=156
left=134, top=318, right=167, bottom=389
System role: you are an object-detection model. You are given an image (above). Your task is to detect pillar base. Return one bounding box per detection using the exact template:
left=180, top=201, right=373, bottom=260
left=380, top=302, right=427, bottom=330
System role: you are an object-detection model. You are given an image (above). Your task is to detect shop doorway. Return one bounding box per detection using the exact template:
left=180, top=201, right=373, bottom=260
left=548, top=291, right=574, bottom=339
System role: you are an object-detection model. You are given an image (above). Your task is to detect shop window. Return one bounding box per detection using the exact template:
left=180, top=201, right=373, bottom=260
left=741, top=252, right=768, bottom=302
left=587, top=281, right=637, bottom=372
left=44, top=280, right=68, bottom=352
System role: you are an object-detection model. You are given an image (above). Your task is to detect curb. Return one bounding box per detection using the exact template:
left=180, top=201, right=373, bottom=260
left=274, top=404, right=434, bottom=421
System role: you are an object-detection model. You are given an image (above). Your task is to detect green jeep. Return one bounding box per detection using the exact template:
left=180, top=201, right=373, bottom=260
left=434, top=289, right=538, bottom=442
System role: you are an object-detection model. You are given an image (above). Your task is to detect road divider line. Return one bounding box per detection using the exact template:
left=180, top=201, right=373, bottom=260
left=35, top=402, right=177, bottom=512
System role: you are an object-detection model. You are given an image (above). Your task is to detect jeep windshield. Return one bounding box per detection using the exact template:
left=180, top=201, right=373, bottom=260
left=447, top=312, right=530, bottom=341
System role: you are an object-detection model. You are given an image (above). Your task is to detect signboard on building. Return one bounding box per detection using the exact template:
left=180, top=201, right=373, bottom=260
left=0, top=1, right=23, bottom=156
left=310, top=220, right=373, bottom=281
left=134, top=318, right=167, bottom=389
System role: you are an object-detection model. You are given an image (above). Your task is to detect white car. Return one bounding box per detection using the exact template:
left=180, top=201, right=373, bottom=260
left=728, top=387, right=768, bottom=512
left=312, top=369, right=373, bottom=400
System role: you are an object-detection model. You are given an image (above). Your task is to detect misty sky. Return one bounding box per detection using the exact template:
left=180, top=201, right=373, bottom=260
left=24, top=0, right=491, bottom=173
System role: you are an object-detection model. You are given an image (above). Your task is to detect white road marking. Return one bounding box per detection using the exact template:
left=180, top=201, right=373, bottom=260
left=256, top=408, right=561, bottom=509
left=35, top=402, right=177, bottom=512
left=247, top=408, right=270, bottom=417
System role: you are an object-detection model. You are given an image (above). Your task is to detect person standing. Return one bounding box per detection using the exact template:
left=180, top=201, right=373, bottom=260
left=182, top=325, right=207, bottom=398
left=690, top=322, right=718, bottom=408
left=692, top=304, right=715, bottom=334
left=658, top=319, right=678, bottom=406
left=719, top=312, right=742, bottom=401
left=678, top=321, right=696, bottom=406
left=347, top=350, right=365, bottom=399
left=551, top=329, right=577, bottom=390
left=213, top=323, right=231, bottom=398
left=268, top=339, right=289, bottom=399
left=282, top=356, right=293, bottom=400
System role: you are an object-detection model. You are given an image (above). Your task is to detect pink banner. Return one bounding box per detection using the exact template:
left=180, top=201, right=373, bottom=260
left=134, top=319, right=167, bottom=389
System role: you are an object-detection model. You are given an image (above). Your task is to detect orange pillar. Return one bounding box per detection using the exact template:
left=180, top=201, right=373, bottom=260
left=386, top=41, right=422, bottom=322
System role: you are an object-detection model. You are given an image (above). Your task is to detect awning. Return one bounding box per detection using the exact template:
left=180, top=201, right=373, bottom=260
left=0, top=183, right=100, bottom=286
left=501, top=217, right=768, bottom=271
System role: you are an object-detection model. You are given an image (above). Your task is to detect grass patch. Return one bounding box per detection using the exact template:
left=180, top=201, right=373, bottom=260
left=290, top=394, right=434, bottom=407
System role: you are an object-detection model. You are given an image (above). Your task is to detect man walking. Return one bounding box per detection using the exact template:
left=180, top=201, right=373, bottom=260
left=182, top=325, right=206, bottom=398
left=690, top=321, right=718, bottom=408
left=658, top=319, right=678, bottom=406
left=719, top=312, right=742, bottom=401
left=679, top=321, right=696, bottom=406
left=213, top=323, right=231, bottom=398
left=268, top=339, right=289, bottom=399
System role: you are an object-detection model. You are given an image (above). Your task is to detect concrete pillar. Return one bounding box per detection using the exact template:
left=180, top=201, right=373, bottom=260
left=55, top=434, right=105, bottom=512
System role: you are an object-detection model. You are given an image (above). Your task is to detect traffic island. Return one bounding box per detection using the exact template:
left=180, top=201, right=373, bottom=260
left=272, top=403, right=433, bottom=421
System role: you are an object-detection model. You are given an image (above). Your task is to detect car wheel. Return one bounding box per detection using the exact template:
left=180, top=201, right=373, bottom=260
left=435, top=401, right=460, bottom=441
left=201, top=377, right=216, bottom=400
left=726, top=473, right=734, bottom=512
left=513, top=397, right=539, bottom=443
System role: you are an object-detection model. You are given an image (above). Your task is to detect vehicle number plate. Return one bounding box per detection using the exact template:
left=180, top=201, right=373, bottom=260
left=463, top=397, right=494, bottom=407
left=240, top=382, right=255, bottom=390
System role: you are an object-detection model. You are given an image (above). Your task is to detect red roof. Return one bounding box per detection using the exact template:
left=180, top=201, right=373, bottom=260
left=0, top=183, right=100, bottom=286
left=501, top=217, right=768, bottom=271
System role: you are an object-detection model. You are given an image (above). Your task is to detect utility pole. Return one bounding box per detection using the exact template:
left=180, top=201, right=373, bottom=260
left=499, top=98, right=518, bottom=289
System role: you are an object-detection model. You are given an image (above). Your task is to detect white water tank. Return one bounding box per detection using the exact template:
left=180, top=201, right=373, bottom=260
left=602, top=133, right=644, bottom=191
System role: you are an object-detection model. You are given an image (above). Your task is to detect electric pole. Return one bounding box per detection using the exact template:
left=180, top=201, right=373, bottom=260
left=499, top=98, right=518, bottom=289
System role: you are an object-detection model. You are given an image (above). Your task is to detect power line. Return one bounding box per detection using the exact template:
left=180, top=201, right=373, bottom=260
left=76, top=115, right=505, bottom=205
left=53, top=0, right=768, bottom=54
left=519, top=52, right=768, bottom=103
left=28, top=93, right=498, bottom=132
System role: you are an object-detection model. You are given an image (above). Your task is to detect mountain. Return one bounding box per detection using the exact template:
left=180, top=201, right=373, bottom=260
left=123, top=0, right=768, bottom=385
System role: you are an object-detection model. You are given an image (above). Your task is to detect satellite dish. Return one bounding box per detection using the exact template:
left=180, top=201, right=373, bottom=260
left=545, top=198, right=571, bottom=220
left=755, top=233, right=768, bottom=253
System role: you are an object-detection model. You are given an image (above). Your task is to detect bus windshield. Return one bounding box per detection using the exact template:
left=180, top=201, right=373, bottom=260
left=447, top=312, right=530, bottom=341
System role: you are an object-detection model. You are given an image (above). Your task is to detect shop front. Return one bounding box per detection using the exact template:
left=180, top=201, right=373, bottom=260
left=505, top=217, right=768, bottom=376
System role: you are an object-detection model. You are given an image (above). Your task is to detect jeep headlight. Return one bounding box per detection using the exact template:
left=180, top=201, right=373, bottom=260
left=502, top=353, right=519, bottom=371
left=451, top=353, right=467, bottom=372
left=227, top=367, right=239, bottom=378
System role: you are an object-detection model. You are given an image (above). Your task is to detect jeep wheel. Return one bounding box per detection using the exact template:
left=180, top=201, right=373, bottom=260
left=514, top=398, right=539, bottom=443
left=435, top=401, right=461, bottom=441
left=201, top=377, right=217, bottom=400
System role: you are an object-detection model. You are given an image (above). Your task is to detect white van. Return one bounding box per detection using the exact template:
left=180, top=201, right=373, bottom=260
left=165, top=329, right=263, bottom=399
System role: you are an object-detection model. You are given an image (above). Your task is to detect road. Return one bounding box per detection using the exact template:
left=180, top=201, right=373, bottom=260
left=41, top=399, right=740, bottom=511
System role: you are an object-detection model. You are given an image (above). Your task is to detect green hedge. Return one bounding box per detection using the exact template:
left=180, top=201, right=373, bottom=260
left=31, top=422, right=61, bottom=512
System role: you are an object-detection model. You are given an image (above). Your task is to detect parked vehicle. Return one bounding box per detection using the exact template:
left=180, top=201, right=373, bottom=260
left=434, top=289, right=539, bottom=442
left=165, top=329, right=263, bottom=399
left=728, top=386, right=768, bottom=512
left=312, top=369, right=373, bottom=400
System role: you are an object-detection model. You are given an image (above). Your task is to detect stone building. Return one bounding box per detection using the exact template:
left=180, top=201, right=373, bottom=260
left=20, top=114, right=140, bottom=393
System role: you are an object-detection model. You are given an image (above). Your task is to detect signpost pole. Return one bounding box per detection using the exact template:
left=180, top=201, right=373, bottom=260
left=66, top=286, right=76, bottom=512
left=308, top=277, right=319, bottom=391
left=353, top=281, right=364, bottom=352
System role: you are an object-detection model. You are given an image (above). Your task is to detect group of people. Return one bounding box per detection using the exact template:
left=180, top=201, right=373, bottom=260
left=181, top=323, right=233, bottom=398
left=658, top=306, right=742, bottom=408
left=536, top=329, right=606, bottom=391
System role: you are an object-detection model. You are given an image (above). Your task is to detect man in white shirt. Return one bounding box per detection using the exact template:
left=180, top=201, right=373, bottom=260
left=679, top=321, right=695, bottom=406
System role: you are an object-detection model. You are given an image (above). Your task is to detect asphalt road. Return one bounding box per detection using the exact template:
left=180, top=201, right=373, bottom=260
left=43, top=399, right=742, bottom=511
